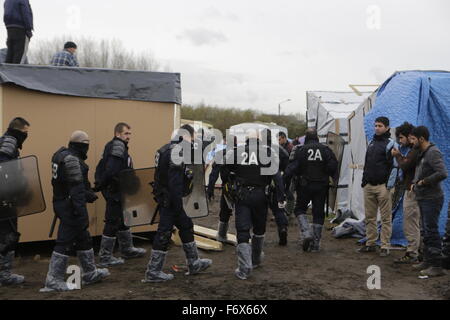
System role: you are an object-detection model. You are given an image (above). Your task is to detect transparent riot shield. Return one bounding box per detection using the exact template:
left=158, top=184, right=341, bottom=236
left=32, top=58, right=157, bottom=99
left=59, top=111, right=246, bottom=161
left=0, top=156, right=46, bottom=221
left=183, top=164, right=209, bottom=218
left=326, top=132, right=346, bottom=213
left=119, top=167, right=159, bottom=227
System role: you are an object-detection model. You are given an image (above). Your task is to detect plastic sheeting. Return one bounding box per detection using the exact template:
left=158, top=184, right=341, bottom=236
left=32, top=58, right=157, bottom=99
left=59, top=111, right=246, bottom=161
left=306, top=91, right=372, bottom=211
left=364, top=71, right=450, bottom=236
left=0, top=63, right=182, bottom=104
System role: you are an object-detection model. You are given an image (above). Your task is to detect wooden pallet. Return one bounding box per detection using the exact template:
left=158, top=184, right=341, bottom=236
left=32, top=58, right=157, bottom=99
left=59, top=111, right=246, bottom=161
left=193, top=225, right=237, bottom=246
left=171, top=229, right=223, bottom=251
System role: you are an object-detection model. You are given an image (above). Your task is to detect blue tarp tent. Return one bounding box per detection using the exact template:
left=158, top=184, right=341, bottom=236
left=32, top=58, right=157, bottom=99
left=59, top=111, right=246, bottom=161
left=364, top=71, right=450, bottom=244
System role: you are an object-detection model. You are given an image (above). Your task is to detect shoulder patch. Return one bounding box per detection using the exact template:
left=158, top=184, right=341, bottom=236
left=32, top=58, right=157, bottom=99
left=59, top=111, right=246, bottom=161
left=111, top=140, right=126, bottom=158
left=63, top=154, right=83, bottom=183
left=0, top=136, right=18, bottom=157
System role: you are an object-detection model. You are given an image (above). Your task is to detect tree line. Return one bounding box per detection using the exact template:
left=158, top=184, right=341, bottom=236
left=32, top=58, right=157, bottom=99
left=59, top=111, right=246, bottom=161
left=182, top=104, right=307, bottom=138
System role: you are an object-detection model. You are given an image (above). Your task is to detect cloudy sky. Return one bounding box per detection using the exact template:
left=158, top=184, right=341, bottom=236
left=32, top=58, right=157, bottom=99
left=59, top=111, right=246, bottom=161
left=1, top=0, right=449, bottom=114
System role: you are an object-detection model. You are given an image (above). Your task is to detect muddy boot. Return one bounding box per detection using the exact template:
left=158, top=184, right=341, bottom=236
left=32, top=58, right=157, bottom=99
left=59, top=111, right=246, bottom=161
left=0, top=251, right=25, bottom=286
left=412, top=261, right=431, bottom=270
left=252, top=234, right=265, bottom=268
left=235, top=243, right=252, bottom=280
left=98, top=235, right=124, bottom=267
left=217, top=221, right=229, bottom=243
left=117, top=230, right=146, bottom=259
left=142, top=250, right=174, bottom=283
left=278, top=226, right=288, bottom=246
left=183, top=241, right=212, bottom=275
left=311, top=224, right=323, bottom=253
left=297, top=215, right=313, bottom=252
left=77, top=249, right=110, bottom=286
left=420, top=266, right=447, bottom=277
left=40, top=251, right=71, bottom=292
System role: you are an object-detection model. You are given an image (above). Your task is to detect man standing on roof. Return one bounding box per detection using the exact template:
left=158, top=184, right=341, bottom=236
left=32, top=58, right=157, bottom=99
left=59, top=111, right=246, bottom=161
left=0, top=117, right=29, bottom=286
left=409, top=126, right=448, bottom=277
left=50, top=42, right=79, bottom=67
left=358, top=117, right=397, bottom=257
left=3, top=0, right=33, bottom=64
left=391, top=122, right=421, bottom=264
left=95, top=123, right=146, bottom=267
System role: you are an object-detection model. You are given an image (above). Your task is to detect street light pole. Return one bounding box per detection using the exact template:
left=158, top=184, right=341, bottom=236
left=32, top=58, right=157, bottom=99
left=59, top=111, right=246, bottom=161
left=278, top=99, right=291, bottom=117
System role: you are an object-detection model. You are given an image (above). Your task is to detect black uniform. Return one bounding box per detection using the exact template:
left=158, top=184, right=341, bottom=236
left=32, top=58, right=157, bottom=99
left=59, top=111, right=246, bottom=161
left=207, top=146, right=235, bottom=223
left=51, top=145, right=97, bottom=255
left=0, top=129, right=27, bottom=255
left=269, top=145, right=290, bottom=229
left=98, top=137, right=133, bottom=237
left=151, top=140, right=195, bottom=251
left=225, top=138, right=285, bottom=244
left=284, top=138, right=338, bottom=225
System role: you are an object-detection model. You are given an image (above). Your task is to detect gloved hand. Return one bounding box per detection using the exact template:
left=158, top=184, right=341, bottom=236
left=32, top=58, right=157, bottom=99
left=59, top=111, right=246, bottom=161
left=25, top=30, right=33, bottom=39
left=278, top=201, right=287, bottom=209
left=85, top=191, right=99, bottom=203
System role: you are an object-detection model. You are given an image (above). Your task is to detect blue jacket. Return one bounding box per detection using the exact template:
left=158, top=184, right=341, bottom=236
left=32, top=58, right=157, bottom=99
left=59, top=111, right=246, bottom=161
left=3, top=0, right=34, bottom=30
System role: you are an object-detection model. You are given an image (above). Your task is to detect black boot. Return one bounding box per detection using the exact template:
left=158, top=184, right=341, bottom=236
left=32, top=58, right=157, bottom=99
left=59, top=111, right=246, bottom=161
left=278, top=227, right=287, bottom=246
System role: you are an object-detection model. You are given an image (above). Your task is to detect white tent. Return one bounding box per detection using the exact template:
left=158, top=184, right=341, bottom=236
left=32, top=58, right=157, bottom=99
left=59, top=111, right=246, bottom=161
left=306, top=91, right=372, bottom=214
left=347, top=92, right=377, bottom=220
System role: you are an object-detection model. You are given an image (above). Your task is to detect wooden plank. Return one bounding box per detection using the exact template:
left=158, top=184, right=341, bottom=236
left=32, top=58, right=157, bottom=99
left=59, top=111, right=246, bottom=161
left=193, top=225, right=237, bottom=246
left=171, top=229, right=223, bottom=251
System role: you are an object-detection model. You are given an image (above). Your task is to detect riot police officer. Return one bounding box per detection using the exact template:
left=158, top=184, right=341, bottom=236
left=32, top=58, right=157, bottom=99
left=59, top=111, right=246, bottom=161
left=143, top=124, right=212, bottom=283
left=264, top=129, right=290, bottom=246
left=224, top=130, right=285, bottom=280
left=0, top=117, right=29, bottom=286
left=96, top=123, right=146, bottom=267
left=284, top=128, right=338, bottom=252
left=41, top=131, right=109, bottom=292
left=207, top=135, right=237, bottom=242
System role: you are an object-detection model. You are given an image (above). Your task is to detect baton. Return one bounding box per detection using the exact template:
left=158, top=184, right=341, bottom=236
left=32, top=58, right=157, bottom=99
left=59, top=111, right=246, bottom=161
left=49, top=214, right=58, bottom=238
left=326, top=184, right=330, bottom=218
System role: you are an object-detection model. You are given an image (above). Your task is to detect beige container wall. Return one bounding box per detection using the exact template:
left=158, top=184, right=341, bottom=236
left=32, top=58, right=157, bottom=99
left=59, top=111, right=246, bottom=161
left=1, top=85, right=178, bottom=242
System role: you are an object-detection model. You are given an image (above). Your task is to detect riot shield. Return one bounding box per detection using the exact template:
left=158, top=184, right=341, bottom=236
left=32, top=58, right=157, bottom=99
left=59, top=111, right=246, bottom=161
left=326, top=132, right=346, bottom=213
left=119, top=167, right=159, bottom=227
left=0, top=156, right=46, bottom=221
left=183, top=164, right=209, bottom=218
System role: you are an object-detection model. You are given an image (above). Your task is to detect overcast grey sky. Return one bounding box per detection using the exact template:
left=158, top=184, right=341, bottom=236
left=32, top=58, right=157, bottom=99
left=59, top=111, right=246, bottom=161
left=1, top=0, right=449, bottom=114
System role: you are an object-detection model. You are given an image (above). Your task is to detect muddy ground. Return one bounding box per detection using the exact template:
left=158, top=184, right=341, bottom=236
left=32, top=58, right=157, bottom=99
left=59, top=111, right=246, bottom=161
left=1, top=196, right=449, bottom=300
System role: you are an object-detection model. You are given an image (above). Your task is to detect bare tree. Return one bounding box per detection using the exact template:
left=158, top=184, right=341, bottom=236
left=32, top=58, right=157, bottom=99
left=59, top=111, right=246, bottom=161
left=28, top=35, right=163, bottom=71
